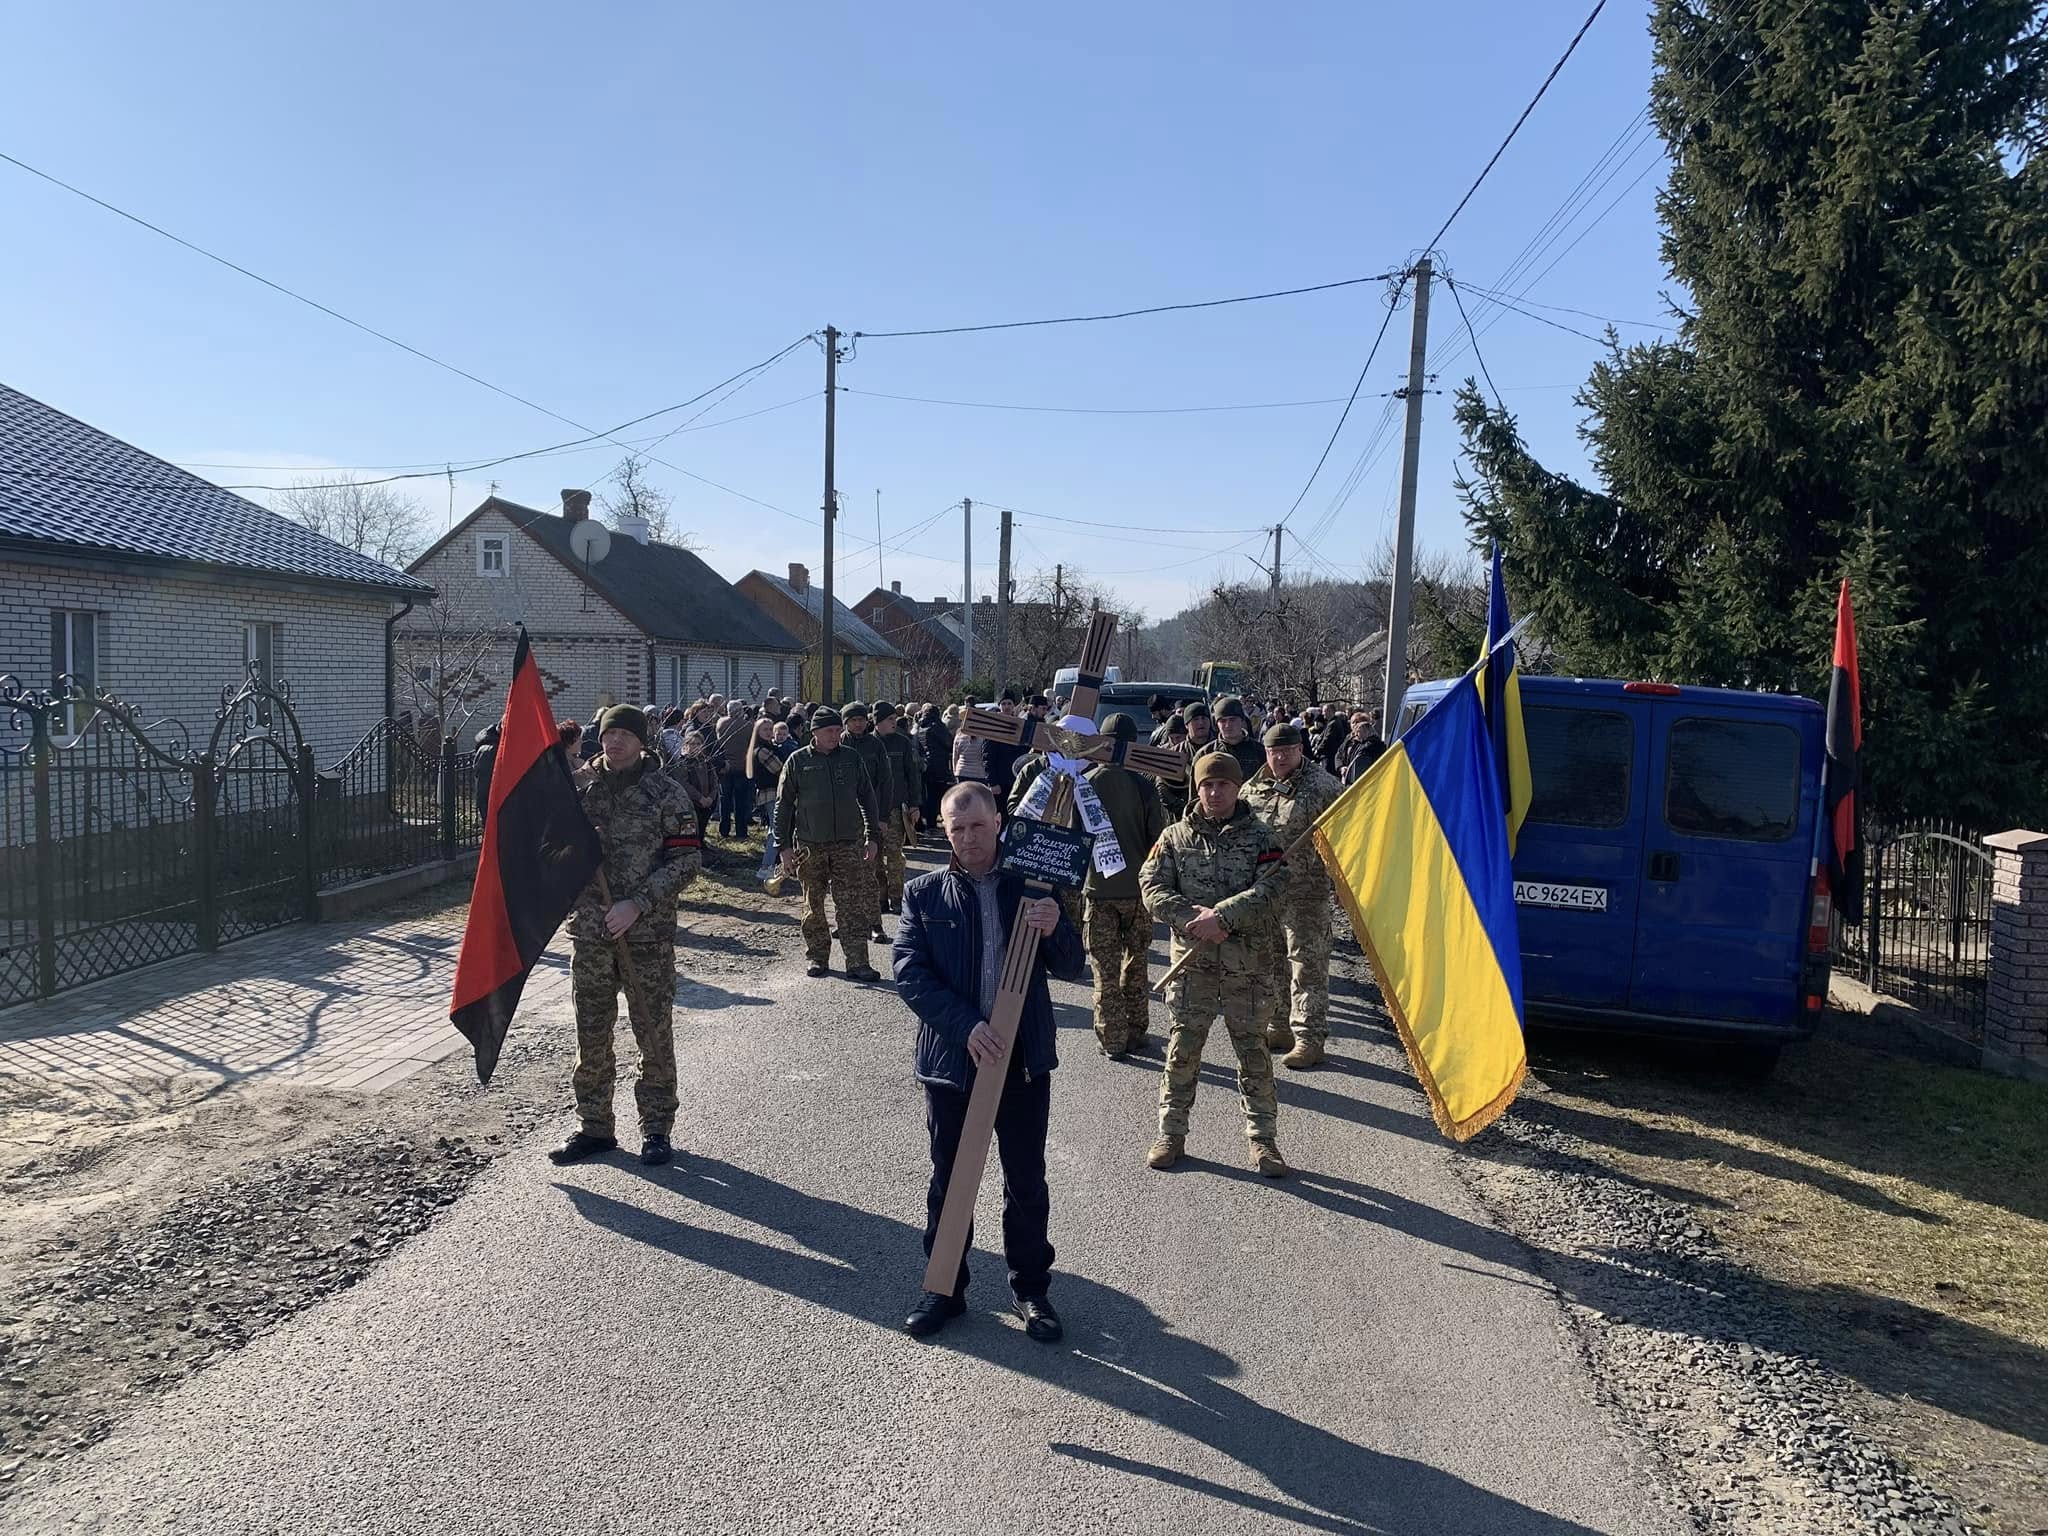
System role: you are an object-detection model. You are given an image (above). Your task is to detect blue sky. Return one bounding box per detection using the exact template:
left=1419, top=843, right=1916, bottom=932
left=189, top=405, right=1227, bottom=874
left=1, top=1, right=1677, bottom=622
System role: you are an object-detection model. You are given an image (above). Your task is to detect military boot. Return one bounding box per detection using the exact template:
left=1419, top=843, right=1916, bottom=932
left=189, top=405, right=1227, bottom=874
left=1263, top=1024, right=1294, bottom=1051
left=1282, top=1038, right=1325, bottom=1070
left=1146, top=1134, right=1184, bottom=1170
left=1249, top=1139, right=1290, bottom=1179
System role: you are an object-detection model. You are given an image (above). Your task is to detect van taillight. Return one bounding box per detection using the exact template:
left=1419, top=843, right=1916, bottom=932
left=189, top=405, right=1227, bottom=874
left=1807, top=872, right=1832, bottom=953
left=1623, top=681, right=1683, bottom=696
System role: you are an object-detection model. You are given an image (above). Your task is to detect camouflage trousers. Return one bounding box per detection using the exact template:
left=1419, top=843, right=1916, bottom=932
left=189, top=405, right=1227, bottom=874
left=1256, top=895, right=1335, bottom=1047
left=1084, top=895, right=1152, bottom=1053
left=570, top=936, right=678, bottom=1139
left=797, top=840, right=876, bottom=969
left=877, top=815, right=906, bottom=912
left=1159, top=967, right=1278, bottom=1142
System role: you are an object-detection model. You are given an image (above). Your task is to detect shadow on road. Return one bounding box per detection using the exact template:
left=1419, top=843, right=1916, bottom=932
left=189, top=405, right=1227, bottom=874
left=562, top=1159, right=1628, bottom=1535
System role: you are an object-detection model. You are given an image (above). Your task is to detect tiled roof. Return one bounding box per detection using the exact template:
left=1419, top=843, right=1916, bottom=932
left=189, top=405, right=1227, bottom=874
left=749, top=572, right=903, bottom=659
left=0, top=382, right=433, bottom=596
left=481, top=501, right=805, bottom=653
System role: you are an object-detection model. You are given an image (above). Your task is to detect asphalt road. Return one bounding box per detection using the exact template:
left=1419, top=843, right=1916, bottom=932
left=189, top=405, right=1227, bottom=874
left=11, top=869, right=1682, bottom=1535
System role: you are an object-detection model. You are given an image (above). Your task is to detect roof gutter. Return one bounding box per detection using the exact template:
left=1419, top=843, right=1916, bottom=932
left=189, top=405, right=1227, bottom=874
left=385, top=599, right=414, bottom=722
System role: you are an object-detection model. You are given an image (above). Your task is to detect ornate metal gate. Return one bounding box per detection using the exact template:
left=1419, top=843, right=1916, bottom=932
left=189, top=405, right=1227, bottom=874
left=1833, top=818, right=1993, bottom=1037
left=203, top=673, right=316, bottom=945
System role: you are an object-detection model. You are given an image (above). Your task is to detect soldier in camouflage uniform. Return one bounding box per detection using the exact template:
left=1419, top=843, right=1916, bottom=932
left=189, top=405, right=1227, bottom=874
left=549, top=704, right=700, bottom=1169
left=1138, top=750, right=1294, bottom=1178
left=840, top=701, right=897, bottom=944
left=1082, top=714, right=1169, bottom=1058
left=776, top=706, right=883, bottom=981
left=873, top=702, right=924, bottom=914
left=1242, top=721, right=1344, bottom=1069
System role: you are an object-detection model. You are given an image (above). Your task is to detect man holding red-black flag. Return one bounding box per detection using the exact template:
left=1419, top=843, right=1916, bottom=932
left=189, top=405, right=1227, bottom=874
left=450, top=629, right=700, bottom=1168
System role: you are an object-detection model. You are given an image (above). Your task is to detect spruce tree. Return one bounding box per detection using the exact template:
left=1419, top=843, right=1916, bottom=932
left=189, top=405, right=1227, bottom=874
left=1454, top=0, right=2048, bottom=823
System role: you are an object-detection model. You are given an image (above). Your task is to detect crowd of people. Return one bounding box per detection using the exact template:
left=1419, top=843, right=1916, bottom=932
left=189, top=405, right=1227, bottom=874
left=529, top=680, right=1395, bottom=1343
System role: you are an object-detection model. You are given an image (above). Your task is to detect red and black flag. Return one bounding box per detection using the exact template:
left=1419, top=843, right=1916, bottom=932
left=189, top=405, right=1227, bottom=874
left=450, top=628, right=602, bottom=1082
left=1824, top=580, right=1864, bottom=924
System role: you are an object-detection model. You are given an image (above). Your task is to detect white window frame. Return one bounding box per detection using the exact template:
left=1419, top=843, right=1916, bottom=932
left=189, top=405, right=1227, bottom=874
left=51, top=609, right=102, bottom=735
left=478, top=535, right=508, bottom=577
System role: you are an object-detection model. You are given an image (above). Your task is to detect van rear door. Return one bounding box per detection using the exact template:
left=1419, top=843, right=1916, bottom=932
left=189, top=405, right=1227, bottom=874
left=1513, top=696, right=1647, bottom=1009
left=1629, top=702, right=1817, bottom=1024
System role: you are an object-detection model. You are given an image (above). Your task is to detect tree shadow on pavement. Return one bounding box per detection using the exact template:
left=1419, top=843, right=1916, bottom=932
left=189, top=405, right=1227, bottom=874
left=564, top=1160, right=1627, bottom=1536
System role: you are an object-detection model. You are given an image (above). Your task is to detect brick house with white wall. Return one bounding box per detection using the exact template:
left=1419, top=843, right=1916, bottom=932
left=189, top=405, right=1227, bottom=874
left=737, top=564, right=905, bottom=705
left=399, top=494, right=806, bottom=724
left=0, top=381, right=433, bottom=764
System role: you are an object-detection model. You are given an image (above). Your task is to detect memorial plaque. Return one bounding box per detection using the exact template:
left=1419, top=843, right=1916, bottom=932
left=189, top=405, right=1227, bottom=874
left=998, top=817, right=1092, bottom=889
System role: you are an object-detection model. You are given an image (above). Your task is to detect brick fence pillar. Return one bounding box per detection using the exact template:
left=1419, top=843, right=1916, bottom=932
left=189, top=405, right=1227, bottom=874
left=1983, top=829, right=2048, bottom=1080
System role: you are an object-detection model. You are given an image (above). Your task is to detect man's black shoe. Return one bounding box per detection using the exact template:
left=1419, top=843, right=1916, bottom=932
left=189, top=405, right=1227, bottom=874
left=546, top=1130, right=617, bottom=1165
left=845, top=964, right=883, bottom=983
left=869, top=923, right=888, bottom=944
left=1014, top=1294, right=1063, bottom=1343
left=640, top=1133, right=672, bottom=1167
left=903, top=1291, right=966, bottom=1338
left=806, top=961, right=831, bottom=978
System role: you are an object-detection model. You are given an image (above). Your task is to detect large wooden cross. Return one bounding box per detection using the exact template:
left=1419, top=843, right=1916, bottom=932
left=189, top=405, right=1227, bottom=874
left=923, top=612, right=1184, bottom=1295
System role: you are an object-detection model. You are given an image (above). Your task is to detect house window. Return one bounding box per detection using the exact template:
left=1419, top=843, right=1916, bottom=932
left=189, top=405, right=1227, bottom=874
left=49, top=609, right=102, bottom=733
left=244, top=622, right=284, bottom=688
left=478, top=536, right=508, bottom=577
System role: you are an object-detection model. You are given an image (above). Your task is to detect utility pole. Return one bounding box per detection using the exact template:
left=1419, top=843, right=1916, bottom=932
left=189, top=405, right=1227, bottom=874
left=995, top=504, right=1013, bottom=697
left=820, top=326, right=842, bottom=705
left=1055, top=563, right=1063, bottom=613
left=961, top=498, right=974, bottom=687
left=1381, top=258, right=1432, bottom=735
left=1270, top=524, right=1283, bottom=590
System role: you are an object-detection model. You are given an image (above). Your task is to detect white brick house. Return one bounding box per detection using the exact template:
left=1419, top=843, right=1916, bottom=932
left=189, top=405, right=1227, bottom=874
left=0, top=382, right=433, bottom=763
left=399, top=494, right=806, bottom=724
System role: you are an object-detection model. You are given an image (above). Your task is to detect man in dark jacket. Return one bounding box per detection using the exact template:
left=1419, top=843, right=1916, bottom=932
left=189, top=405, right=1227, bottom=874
left=915, top=706, right=953, bottom=832
left=892, top=781, right=1085, bottom=1343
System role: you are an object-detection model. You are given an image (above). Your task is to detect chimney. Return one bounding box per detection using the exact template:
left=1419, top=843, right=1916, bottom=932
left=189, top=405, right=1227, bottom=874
left=933, top=595, right=947, bottom=605
left=613, top=512, right=650, bottom=544
left=979, top=595, right=993, bottom=605
left=788, top=562, right=809, bottom=593
left=562, top=489, right=592, bottom=523
left=891, top=580, right=901, bottom=594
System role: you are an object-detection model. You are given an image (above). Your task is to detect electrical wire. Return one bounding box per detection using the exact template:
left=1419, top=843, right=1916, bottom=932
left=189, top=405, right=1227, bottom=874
left=974, top=503, right=1266, bottom=537
left=1443, top=277, right=1507, bottom=408
left=842, top=387, right=1354, bottom=416
left=1454, top=284, right=1671, bottom=330
left=2, top=337, right=816, bottom=495
left=172, top=392, right=818, bottom=474
left=852, top=271, right=1399, bottom=340
left=1274, top=271, right=1409, bottom=531
left=1422, top=0, right=1610, bottom=252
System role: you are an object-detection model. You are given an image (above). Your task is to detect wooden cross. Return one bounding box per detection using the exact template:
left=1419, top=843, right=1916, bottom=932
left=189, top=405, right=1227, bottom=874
left=924, top=612, right=1183, bottom=1295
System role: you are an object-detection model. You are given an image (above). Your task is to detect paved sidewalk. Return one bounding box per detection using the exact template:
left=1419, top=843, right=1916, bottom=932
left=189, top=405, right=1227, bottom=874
left=0, top=901, right=528, bottom=1106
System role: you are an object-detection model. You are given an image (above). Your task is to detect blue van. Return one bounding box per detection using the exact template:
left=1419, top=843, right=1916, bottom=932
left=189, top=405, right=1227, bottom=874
left=1397, top=676, right=1833, bottom=1062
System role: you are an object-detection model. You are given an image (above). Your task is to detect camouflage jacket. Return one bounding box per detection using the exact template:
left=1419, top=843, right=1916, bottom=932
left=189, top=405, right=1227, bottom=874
left=842, top=728, right=896, bottom=816
left=1139, top=802, right=1292, bottom=974
left=570, top=756, right=699, bottom=944
left=1194, top=734, right=1267, bottom=782
left=775, top=744, right=878, bottom=848
left=877, top=727, right=924, bottom=811
left=1243, top=760, right=1343, bottom=903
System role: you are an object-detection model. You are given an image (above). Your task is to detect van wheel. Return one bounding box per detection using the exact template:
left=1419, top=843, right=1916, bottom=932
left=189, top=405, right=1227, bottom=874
left=1728, top=1043, right=1782, bottom=1081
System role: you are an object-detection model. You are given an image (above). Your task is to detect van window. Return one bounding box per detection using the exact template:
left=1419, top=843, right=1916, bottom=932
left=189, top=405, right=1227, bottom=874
left=1663, top=718, right=1800, bottom=842
left=1524, top=707, right=1631, bottom=828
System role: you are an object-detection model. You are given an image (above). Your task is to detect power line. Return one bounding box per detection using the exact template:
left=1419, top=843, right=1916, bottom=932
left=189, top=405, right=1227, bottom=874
left=1443, top=277, right=1506, bottom=408
left=843, top=387, right=1355, bottom=416
left=1089, top=531, right=1270, bottom=577
left=852, top=271, right=1399, bottom=340
left=2, top=338, right=816, bottom=496
left=0, top=148, right=624, bottom=436
left=1454, top=284, right=1671, bottom=330
left=1275, top=271, right=1410, bottom=530
left=975, top=504, right=1267, bottom=537
left=1422, top=0, right=1610, bottom=252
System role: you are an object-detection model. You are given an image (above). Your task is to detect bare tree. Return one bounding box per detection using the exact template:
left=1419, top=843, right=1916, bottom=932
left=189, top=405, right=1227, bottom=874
left=394, top=597, right=508, bottom=745
left=600, top=456, right=697, bottom=548
left=273, top=473, right=427, bottom=567
left=1005, top=565, right=1142, bottom=693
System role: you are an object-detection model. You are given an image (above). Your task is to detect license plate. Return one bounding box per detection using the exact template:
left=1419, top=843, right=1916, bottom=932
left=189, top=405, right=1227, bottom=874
left=1515, top=880, right=1608, bottom=912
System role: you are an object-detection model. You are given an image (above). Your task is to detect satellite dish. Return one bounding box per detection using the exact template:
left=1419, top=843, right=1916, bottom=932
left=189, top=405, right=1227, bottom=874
left=569, top=520, right=611, bottom=566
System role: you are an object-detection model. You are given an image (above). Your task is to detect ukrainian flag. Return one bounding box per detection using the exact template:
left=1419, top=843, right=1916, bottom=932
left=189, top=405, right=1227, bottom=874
left=1312, top=672, right=1526, bottom=1141
left=1481, top=543, right=1533, bottom=855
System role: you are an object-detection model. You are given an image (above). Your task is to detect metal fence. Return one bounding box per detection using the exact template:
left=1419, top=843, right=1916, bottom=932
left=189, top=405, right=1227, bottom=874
left=1834, top=817, right=1993, bottom=1039
left=2, top=672, right=485, bottom=1009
